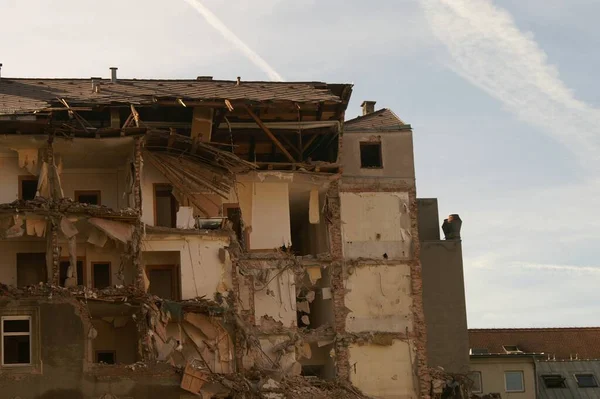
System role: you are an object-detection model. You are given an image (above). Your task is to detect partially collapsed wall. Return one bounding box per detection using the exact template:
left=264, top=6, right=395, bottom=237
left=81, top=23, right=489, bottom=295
left=0, top=76, right=469, bottom=398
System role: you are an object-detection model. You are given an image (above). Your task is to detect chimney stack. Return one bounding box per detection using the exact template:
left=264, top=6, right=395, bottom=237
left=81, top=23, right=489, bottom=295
left=442, top=214, right=462, bottom=240
left=110, top=67, right=118, bottom=83
left=361, top=100, right=376, bottom=116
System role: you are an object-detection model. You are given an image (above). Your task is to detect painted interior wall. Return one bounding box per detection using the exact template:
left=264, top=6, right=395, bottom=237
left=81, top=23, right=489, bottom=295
left=140, top=161, right=171, bottom=226
left=91, top=318, right=138, bottom=364
left=249, top=182, right=291, bottom=250
left=299, top=343, right=336, bottom=379
left=254, top=269, right=297, bottom=328
left=341, top=131, right=415, bottom=179
left=0, top=152, right=33, bottom=203
left=340, top=192, right=412, bottom=260
left=141, top=235, right=231, bottom=300
left=60, top=169, right=127, bottom=210
left=345, top=264, right=413, bottom=333
left=58, top=240, right=130, bottom=287
left=470, top=357, right=536, bottom=399
left=349, top=340, right=417, bottom=399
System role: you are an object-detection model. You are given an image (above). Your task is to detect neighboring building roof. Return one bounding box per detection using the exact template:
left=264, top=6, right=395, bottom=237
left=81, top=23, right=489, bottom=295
left=469, top=328, right=600, bottom=360
left=537, top=360, right=600, bottom=399
left=344, top=108, right=409, bottom=131
left=0, top=78, right=351, bottom=114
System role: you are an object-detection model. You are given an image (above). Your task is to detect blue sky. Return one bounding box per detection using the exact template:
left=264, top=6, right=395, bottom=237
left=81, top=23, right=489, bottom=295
left=2, top=0, right=599, bottom=327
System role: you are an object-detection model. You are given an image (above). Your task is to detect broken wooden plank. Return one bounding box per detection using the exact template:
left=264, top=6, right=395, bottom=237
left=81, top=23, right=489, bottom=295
left=243, top=105, right=295, bottom=162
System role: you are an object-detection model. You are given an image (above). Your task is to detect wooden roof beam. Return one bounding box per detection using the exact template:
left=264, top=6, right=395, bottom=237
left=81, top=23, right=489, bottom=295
left=243, top=105, right=295, bottom=162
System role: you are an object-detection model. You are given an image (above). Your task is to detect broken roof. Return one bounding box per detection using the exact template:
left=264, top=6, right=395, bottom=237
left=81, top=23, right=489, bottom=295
left=0, top=78, right=352, bottom=115
left=344, top=108, right=409, bottom=131
left=469, top=328, right=600, bottom=360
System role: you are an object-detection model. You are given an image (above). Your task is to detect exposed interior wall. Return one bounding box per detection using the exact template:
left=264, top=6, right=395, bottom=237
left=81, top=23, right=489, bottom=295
left=0, top=239, right=47, bottom=285
left=91, top=317, right=138, bottom=364
left=345, top=264, right=412, bottom=333
left=141, top=235, right=230, bottom=300
left=470, top=357, right=536, bottom=399
left=299, top=343, right=336, bottom=379
left=58, top=239, right=129, bottom=287
left=349, top=340, right=417, bottom=399
left=254, top=269, right=297, bottom=328
left=421, top=240, right=469, bottom=373
left=341, top=131, right=415, bottom=178
left=297, top=265, right=333, bottom=329
left=340, top=192, right=412, bottom=260
left=289, top=187, right=329, bottom=256
left=60, top=169, right=127, bottom=210
left=140, top=160, right=171, bottom=226
left=250, top=182, right=291, bottom=250
left=0, top=152, right=31, bottom=203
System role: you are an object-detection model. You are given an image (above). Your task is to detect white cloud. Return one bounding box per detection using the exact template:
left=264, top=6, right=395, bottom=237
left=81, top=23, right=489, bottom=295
left=420, top=0, right=600, bottom=167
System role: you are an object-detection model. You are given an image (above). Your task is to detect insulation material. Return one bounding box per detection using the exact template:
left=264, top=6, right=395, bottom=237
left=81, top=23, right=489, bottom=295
left=17, top=148, right=39, bottom=175
left=88, top=218, right=134, bottom=243
left=60, top=217, right=78, bottom=238
left=176, top=206, right=195, bottom=229
left=87, top=227, right=108, bottom=248
left=5, top=216, right=24, bottom=238
left=306, top=266, right=322, bottom=285
left=309, top=187, right=320, bottom=224
left=25, top=218, right=46, bottom=237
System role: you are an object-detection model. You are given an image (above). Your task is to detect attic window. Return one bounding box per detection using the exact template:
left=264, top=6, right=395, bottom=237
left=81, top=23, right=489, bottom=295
left=575, top=374, right=598, bottom=388
left=360, top=142, right=382, bottom=168
left=471, top=348, right=490, bottom=355
left=542, top=375, right=566, bottom=388
left=503, top=345, right=522, bottom=353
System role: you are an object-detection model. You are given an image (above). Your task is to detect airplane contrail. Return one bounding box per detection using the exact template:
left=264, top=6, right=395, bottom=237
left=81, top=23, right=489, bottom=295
left=182, top=0, right=284, bottom=82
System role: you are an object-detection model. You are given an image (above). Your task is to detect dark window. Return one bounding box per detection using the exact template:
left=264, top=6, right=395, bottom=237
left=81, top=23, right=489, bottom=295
left=74, top=191, right=101, bottom=205
left=471, top=348, right=490, bottom=355
left=147, top=265, right=179, bottom=300
left=542, top=375, right=566, bottom=388
left=92, top=263, right=111, bottom=289
left=154, top=184, right=178, bottom=228
left=2, top=317, right=31, bottom=365
left=359, top=142, right=382, bottom=168
left=19, top=177, right=38, bottom=200
left=16, top=253, right=47, bottom=287
left=575, top=374, right=598, bottom=388
left=96, top=351, right=116, bottom=364
left=59, top=259, right=84, bottom=286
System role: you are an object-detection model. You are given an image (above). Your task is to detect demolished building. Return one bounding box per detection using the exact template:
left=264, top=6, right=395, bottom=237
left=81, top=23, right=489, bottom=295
left=0, top=69, right=466, bottom=398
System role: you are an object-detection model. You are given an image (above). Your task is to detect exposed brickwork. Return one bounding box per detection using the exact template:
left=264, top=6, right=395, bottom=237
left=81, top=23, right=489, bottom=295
left=408, top=187, right=431, bottom=398
left=325, top=180, right=351, bottom=381
left=132, top=137, right=145, bottom=291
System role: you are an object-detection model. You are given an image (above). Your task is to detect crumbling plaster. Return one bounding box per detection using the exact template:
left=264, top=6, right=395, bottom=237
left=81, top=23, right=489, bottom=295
left=345, top=264, right=413, bottom=333
left=254, top=268, right=297, bottom=328
left=348, top=340, right=418, bottom=399
left=141, top=235, right=231, bottom=300
left=340, top=191, right=412, bottom=260
left=60, top=168, right=128, bottom=210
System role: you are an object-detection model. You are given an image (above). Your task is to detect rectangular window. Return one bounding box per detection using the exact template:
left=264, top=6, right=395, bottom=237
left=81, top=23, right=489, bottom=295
left=154, top=184, right=178, bottom=228
left=224, top=204, right=242, bottom=241
left=505, top=371, right=525, bottom=392
left=92, top=262, right=111, bottom=289
left=575, top=373, right=598, bottom=388
left=96, top=350, right=116, bottom=364
left=470, top=348, right=489, bottom=355
left=146, top=265, right=179, bottom=300
left=2, top=316, right=31, bottom=366
left=59, top=258, right=85, bottom=287
left=74, top=190, right=101, bottom=205
left=469, top=371, right=482, bottom=393
left=16, top=253, right=47, bottom=287
left=542, top=375, right=566, bottom=388
left=18, top=176, right=38, bottom=201
left=359, top=142, right=383, bottom=168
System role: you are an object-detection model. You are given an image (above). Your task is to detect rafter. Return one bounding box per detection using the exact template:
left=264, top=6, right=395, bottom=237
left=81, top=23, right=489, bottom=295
left=243, top=105, right=295, bottom=162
